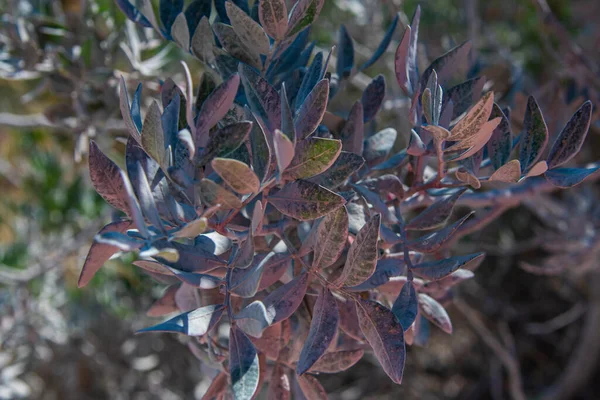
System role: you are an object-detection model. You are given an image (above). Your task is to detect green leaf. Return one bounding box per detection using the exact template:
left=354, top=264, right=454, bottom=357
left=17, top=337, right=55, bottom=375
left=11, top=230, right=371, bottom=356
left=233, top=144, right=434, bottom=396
left=284, top=138, right=341, bottom=180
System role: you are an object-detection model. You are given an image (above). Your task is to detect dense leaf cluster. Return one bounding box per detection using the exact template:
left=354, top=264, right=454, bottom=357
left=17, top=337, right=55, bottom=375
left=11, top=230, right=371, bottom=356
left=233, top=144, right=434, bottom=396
left=80, top=0, right=598, bottom=398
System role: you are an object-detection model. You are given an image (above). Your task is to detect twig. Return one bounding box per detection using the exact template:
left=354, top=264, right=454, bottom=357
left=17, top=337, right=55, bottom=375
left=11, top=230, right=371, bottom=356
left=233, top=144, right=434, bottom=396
left=526, top=303, right=586, bottom=335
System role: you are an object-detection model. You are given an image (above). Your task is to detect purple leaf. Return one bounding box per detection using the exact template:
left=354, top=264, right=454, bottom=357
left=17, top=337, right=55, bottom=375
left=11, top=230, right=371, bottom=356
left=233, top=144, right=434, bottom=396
left=406, top=188, right=467, bottom=231
left=259, top=0, right=288, bottom=40
left=213, top=23, right=262, bottom=70
left=340, top=101, right=364, bottom=154
left=297, top=287, right=339, bottom=374
left=418, top=294, right=452, bottom=333
left=231, top=254, right=267, bottom=298
left=171, top=13, right=190, bottom=50
left=284, top=138, right=342, bottom=180
left=274, top=129, right=295, bottom=177
left=443, top=77, right=485, bottom=120
left=198, top=121, right=252, bottom=165
left=226, top=1, right=270, bottom=55
left=411, top=252, right=485, bottom=281
left=361, top=75, right=385, bottom=122
left=487, top=104, right=513, bottom=170
left=287, top=0, right=325, bottom=36
left=239, top=63, right=282, bottom=132
left=294, top=79, right=330, bottom=140
left=88, top=141, right=130, bottom=215
left=519, top=96, right=548, bottom=172
left=547, top=100, right=593, bottom=169
left=267, top=363, right=291, bottom=400
left=195, top=74, right=241, bottom=144
left=137, top=304, right=224, bottom=336
left=337, top=297, right=363, bottom=340
left=269, top=180, right=345, bottom=220
left=309, top=151, right=364, bottom=189
left=141, top=101, right=166, bottom=168
left=280, top=83, right=296, bottom=142
left=230, top=326, right=261, bottom=400
left=355, top=298, right=406, bottom=384
left=545, top=167, right=600, bottom=188
left=78, top=220, right=133, bottom=287
left=392, top=281, right=418, bottom=331
left=295, top=52, right=324, bottom=111
left=394, top=25, right=413, bottom=96
left=309, top=349, right=364, bottom=373
left=420, top=41, right=472, bottom=91
left=135, top=162, right=166, bottom=234
left=296, top=374, right=328, bottom=400
left=406, top=212, right=474, bottom=253
left=312, top=206, right=349, bottom=270
left=363, top=128, right=397, bottom=163
left=336, top=214, right=381, bottom=287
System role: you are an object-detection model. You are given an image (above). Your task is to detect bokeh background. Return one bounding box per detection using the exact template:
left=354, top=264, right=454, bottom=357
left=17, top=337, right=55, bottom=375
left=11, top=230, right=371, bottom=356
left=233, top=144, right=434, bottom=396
left=1, top=0, right=600, bottom=399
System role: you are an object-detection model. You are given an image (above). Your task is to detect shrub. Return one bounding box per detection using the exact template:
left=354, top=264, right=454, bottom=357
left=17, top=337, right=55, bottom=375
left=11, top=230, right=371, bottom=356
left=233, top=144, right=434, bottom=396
left=80, top=0, right=598, bottom=398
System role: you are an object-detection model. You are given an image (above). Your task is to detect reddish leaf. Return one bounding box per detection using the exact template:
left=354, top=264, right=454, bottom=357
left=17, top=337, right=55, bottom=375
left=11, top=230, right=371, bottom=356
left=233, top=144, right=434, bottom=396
left=337, top=214, right=380, bottom=287
left=88, top=141, right=130, bottom=215
left=547, top=100, right=593, bottom=169
left=312, top=206, right=349, bottom=270
left=294, top=79, right=330, bottom=139
left=269, top=180, right=345, bottom=221
left=309, top=349, right=364, bottom=373
left=418, top=294, right=452, bottom=333
left=259, top=0, right=288, bottom=40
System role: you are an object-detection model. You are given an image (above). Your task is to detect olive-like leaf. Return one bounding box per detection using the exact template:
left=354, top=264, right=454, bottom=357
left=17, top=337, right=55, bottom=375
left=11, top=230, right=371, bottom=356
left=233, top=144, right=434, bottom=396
left=296, top=374, right=328, bottom=400
left=135, top=162, right=166, bottom=234
left=420, top=41, right=472, bottom=91
left=171, top=12, right=190, bottom=50
left=337, top=214, right=381, bottom=287
left=212, top=158, right=260, bottom=194
left=286, top=0, right=325, bottom=37
left=340, top=101, right=364, bottom=155
left=137, top=305, right=224, bottom=336
left=195, top=74, right=241, bottom=142
left=449, top=92, right=494, bottom=143
left=274, top=129, right=295, bottom=177
left=269, top=180, right=345, bottom=221
left=547, top=100, right=593, bottom=169
left=213, top=22, right=262, bottom=70
left=487, top=104, right=513, bottom=170
left=355, top=298, right=406, bottom=384
left=359, top=13, right=399, bottom=71
left=519, top=96, right=548, bottom=172
left=297, top=287, right=339, bottom=375
left=489, top=159, right=520, bottom=182
left=284, top=138, right=341, bottom=180
left=191, top=17, right=214, bottom=62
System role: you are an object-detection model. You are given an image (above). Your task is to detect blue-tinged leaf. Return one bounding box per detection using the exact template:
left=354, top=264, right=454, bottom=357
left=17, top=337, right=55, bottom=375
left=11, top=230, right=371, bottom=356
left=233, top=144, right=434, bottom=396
left=487, top=103, right=512, bottom=170
left=295, top=52, right=323, bottom=111
left=138, top=304, right=224, bottom=335
left=294, top=79, right=329, bottom=139
left=361, top=75, right=385, bottom=122
left=115, top=0, right=152, bottom=27
left=411, top=252, right=485, bottom=281
left=269, top=180, right=345, bottom=220
left=162, top=93, right=180, bottom=149
left=268, top=30, right=312, bottom=78
left=215, top=0, right=249, bottom=24
left=337, top=24, right=354, bottom=79
left=230, top=326, right=260, bottom=400
left=363, top=127, right=397, bottom=163
left=371, top=150, right=408, bottom=171
left=286, top=0, right=325, bottom=37
left=519, top=96, right=548, bottom=172
left=359, top=13, right=399, bottom=71
left=414, top=314, right=430, bottom=347
left=280, top=83, right=296, bottom=142
left=420, top=41, right=472, bottom=91
left=348, top=258, right=404, bottom=291
left=308, top=151, right=365, bottom=189
left=443, top=77, right=485, bottom=120
left=248, top=111, right=271, bottom=183
left=130, top=83, right=143, bottom=133
left=239, top=63, right=281, bottom=132
left=545, top=167, right=600, bottom=188
left=392, top=282, right=418, bottom=331
left=406, top=188, right=467, bottom=231
left=406, top=212, right=474, bottom=253
left=160, top=0, right=184, bottom=35
left=340, top=101, right=364, bottom=155
left=547, top=101, right=593, bottom=169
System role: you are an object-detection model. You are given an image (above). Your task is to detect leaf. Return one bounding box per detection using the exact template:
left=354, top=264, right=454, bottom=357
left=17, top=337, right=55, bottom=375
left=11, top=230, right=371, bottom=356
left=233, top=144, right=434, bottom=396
left=286, top=0, right=325, bottom=36
left=211, top=158, right=260, bottom=194
left=147, top=285, right=179, bottom=316
left=280, top=84, right=296, bottom=141
left=411, top=252, right=485, bottom=281
left=487, top=104, right=513, bottom=170
left=418, top=294, right=452, bottom=334
left=269, top=180, right=345, bottom=221
left=191, top=16, right=214, bottom=62
left=420, top=41, right=472, bottom=91
left=336, top=24, right=354, bottom=79
left=359, top=13, right=399, bottom=71
left=116, top=0, right=152, bottom=27
left=545, top=167, right=600, bottom=188
left=201, top=372, right=228, bottom=400
left=195, top=74, right=241, bottom=140
left=160, top=0, right=184, bottom=34
left=135, top=162, right=166, bottom=234
left=295, top=52, right=324, bottom=111
left=394, top=25, right=413, bottom=96
left=294, top=79, right=330, bottom=140
left=444, top=77, right=486, bottom=119
left=267, top=363, right=291, bottom=400
left=198, top=178, right=243, bottom=209
left=447, top=118, right=500, bottom=162
left=407, top=129, right=426, bottom=156
left=337, top=214, right=380, bottom=287
left=519, top=96, right=548, bottom=172
left=312, top=206, right=348, bottom=270
left=284, top=138, right=341, bottom=180
left=88, top=141, right=130, bottom=215
left=297, top=287, right=339, bottom=375
left=213, top=22, right=262, bottom=70
left=296, top=374, right=328, bottom=400
left=199, top=121, right=252, bottom=165
left=78, top=220, right=133, bottom=287
left=259, top=0, right=288, bottom=40
left=273, top=129, right=295, bottom=177
left=449, top=92, right=494, bottom=143
left=309, top=151, right=364, bottom=189
left=185, top=0, right=211, bottom=36
left=340, top=101, right=364, bottom=154
left=309, top=349, right=364, bottom=373
left=355, top=299, right=406, bottom=384
left=489, top=159, right=520, bottom=182
left=361, top=75, right=385, bottom=122
left=230, top=326, right=260, bottom=400
left=547, top=100, right=593, bottom=169
left=392, top=282, right=418, bottom=331
left=239, top=64, right=281, bottom=132
left=172, top=218, right=208, bottom=238
left=231, top=255, right=266, bottom=297
left=363, top=128, right=397, bottom=163
left=171, top=12, right=190, bottom=50
left=137, top=305, right=224, bottom=336
left=523, top=160, right=548, bottom=179
left=406, top=188, right=467, bottom=231
left=406, top=212, right=474, bottom=253
left=226, top=1, right=270, bottom=55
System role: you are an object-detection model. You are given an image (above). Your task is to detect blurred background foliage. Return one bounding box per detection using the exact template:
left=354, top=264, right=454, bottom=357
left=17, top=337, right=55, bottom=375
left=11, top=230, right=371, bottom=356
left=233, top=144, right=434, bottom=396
left=0, top=0, right=599, bottom=399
